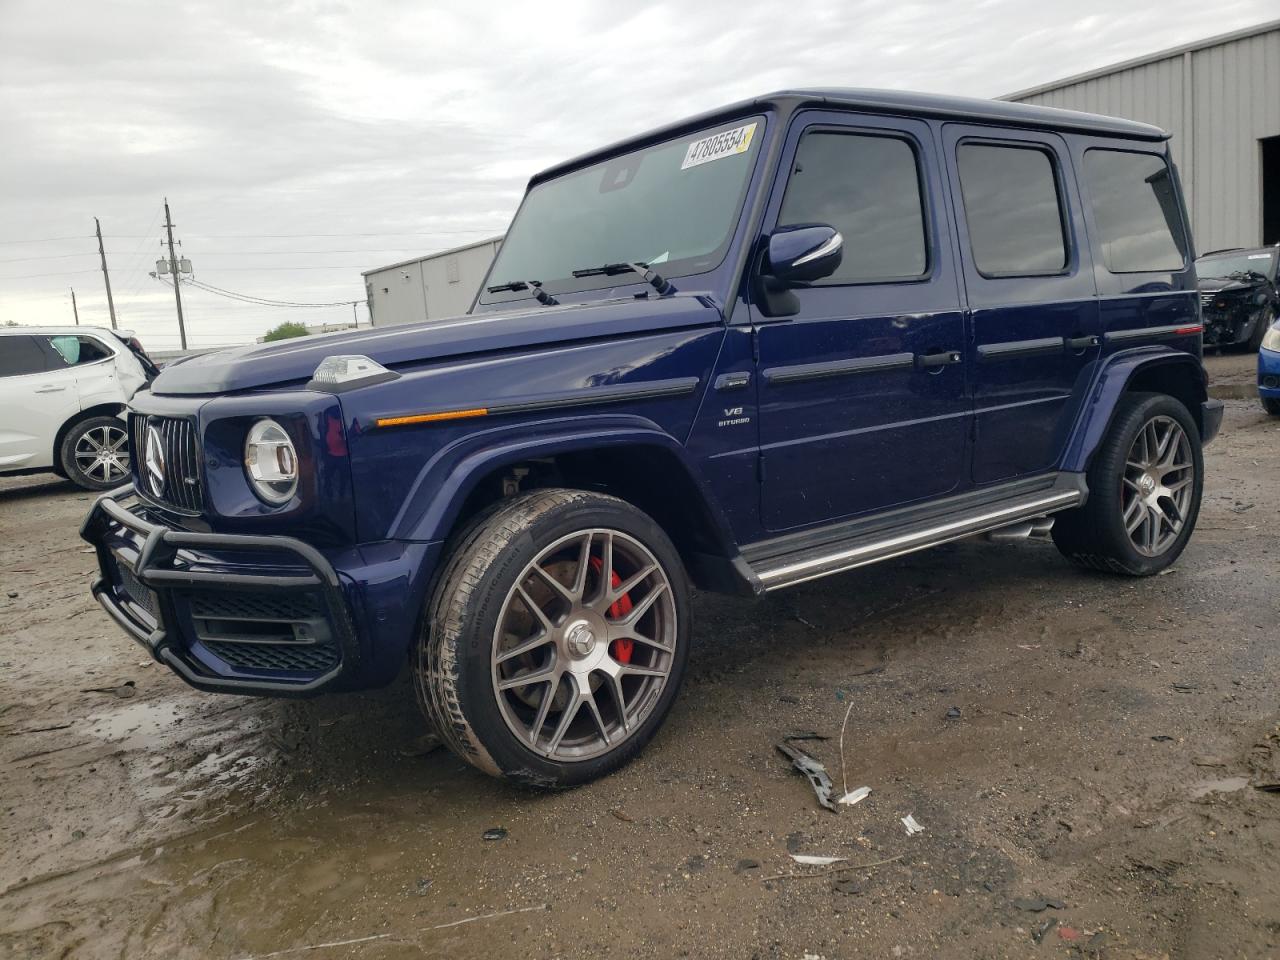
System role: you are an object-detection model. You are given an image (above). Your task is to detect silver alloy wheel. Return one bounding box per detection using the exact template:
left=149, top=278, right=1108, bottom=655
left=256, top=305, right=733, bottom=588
left=74, top=424, right=130, bottom=484
left=491, top=528, right=677, bottom=762
left=1121, top=415, right=1194, bottom=557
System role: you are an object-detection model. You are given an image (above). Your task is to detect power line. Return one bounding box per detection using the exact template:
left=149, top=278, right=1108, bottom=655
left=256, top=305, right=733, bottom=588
left=2, top=268, right=100, bottom=280
left=160, top=275, right=360, bottom=309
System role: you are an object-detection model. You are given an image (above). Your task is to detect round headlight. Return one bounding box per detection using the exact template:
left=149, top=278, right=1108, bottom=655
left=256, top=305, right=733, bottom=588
left=1262, top=324, right=1280, bottom=353
left=244, top=418, right=298, bottom=505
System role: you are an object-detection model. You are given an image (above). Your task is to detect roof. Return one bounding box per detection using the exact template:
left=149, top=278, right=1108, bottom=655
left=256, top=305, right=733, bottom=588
left=362, top=235, right=504, bottom=277
left=532, top=87, right=1167, bottom=185
left=0, top=325, right=129, bottom=338
left=1003, top=18, right=1280, bottom=101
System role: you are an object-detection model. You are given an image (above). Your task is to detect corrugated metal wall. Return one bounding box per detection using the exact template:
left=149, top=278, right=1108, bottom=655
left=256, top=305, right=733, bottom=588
left=1011, top=25, right=1280, bottom=252
left=364, top=238, right=503, bottom=327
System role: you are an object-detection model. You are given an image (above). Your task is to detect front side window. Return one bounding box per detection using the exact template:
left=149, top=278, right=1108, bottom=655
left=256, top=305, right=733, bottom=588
left=0, top=336, right=52, bottom=377
left=957, top=143, right=1068, bottom=276
left=777, top=131, right=928, bottom=283
left=1084, top=149, right=1187, bottom=273
left=482, top=116, right=764, bottom=299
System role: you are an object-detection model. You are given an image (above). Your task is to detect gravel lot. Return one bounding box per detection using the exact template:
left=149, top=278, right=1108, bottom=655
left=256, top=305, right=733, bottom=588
left=2, top=376, right=1278, bottom=959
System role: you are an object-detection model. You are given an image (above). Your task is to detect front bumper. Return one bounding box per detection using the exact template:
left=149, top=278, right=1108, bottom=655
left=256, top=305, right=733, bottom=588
left=81, top=484, right=361, bottom=696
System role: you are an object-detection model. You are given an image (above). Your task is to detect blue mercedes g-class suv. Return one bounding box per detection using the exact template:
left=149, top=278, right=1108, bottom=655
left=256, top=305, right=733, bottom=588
left=83, top=89, right=1222, bottom=787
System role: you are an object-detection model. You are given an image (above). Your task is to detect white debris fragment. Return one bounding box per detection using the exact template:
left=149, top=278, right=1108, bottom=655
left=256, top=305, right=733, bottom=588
left=790, top=854, right=847, bottom=866
left=837, top=786, right=871, bottom=806
left=901, top=814, right=925, bottom=835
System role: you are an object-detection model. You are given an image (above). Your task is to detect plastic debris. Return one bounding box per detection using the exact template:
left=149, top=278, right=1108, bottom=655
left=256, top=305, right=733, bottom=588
left=777, top=740, right=837, bottom=812
left=790, top=854, right=846, bottom=866
left=482, top=827, right=508, bottom=841
left=901, top=814, right=924, bottom=835
left=945, top=706, right=961, bottom=720
left=837, top=786, right=871, bottom=806
left=1032, top=918, right=1058, bottom=944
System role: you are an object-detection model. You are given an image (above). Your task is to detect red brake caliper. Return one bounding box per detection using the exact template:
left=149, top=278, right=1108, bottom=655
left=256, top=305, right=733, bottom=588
left=590, top=556, right=634, bottom=663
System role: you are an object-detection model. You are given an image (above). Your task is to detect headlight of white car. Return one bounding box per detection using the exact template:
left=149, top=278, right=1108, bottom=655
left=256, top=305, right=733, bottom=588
left=244, top=418, right=298, bottom=504
left=1262, top=324, right=1280, bottom=352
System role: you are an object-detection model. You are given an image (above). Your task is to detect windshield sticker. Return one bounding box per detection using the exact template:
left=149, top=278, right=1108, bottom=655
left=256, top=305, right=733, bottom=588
left=681, top=122, right=758, bottom=170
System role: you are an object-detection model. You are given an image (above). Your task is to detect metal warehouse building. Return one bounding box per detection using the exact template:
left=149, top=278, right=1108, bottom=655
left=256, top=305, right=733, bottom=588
left=1005, top=19, right=1280, bottom=252
left=363, top=236, right=503, bottom=327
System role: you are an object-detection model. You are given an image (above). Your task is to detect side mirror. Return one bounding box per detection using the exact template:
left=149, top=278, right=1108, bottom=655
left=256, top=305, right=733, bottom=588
left=766, top=224, right=843, bottom=285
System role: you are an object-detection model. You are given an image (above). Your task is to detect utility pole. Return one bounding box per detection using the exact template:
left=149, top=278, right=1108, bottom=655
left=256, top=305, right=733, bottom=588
left=94, top=217, right=117, bottom=329
left=71, top=287, right=80, bottom=325
left=163, top=198, right=188, bottom=350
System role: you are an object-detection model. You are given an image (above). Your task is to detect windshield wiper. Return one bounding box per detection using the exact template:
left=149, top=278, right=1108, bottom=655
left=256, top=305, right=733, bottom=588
left=570, top=261, right=675, bottom=295
left=485, top=279, right=558, bottom=305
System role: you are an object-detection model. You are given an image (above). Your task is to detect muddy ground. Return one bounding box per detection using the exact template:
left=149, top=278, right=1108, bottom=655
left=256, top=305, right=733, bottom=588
left=2, top=358, right=1278, bottom=959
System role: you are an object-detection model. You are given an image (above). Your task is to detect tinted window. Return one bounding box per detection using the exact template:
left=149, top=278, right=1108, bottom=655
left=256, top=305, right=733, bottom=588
left=1084, top=149, right=1187, bottom=272
left=0, top=336, right=51, bottom=377
left=778, top=132, right=927, bottom=282
left=957, top=143, right=1067, bottom=275
left=47, top=335, right=113, bottom=366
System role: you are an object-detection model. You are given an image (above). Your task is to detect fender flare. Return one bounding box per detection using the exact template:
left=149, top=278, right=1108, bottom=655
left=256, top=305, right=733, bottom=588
left=388, top=413, right=744, bottom=559
left=1060, top=347, right=1208, bottom=474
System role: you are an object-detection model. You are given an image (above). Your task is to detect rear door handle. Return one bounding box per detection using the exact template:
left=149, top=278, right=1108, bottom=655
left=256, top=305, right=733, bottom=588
left=917, top=351, right=962, bottom=369
left=1065, top=335, right=1100, bottom=351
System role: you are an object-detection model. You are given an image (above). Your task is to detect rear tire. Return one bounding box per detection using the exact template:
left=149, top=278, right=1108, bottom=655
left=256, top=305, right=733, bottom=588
left=1052, top=393, right=1203, bottom=576
left=59, top=415, right=130, bottom=491
left=415, top=488, right=691, bottom=788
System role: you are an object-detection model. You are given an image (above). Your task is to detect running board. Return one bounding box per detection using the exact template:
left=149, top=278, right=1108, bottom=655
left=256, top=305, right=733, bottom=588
left=750, top=483, right=1084, bottom=592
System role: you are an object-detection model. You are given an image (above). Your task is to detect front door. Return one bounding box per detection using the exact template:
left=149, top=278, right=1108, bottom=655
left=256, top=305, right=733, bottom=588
left=0, top=335, right=80, bottom=471
left=940, top=125, right=1100, bottom=484
left=753, top=111, right=969, bottom=532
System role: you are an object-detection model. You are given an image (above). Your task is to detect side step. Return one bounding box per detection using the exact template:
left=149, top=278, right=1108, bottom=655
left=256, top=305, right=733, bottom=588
left=749, top=481, right=1084, bottom=592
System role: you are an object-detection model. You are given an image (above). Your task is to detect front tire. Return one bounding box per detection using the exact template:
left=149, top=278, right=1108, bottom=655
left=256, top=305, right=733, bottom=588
left=1052, top=393, right=1203, bottom=575
left=415, top=488, right=691, bottom=788
left=1263, top=396, right=1280, bottom=417
left=60, top=415, right=130, bottom=491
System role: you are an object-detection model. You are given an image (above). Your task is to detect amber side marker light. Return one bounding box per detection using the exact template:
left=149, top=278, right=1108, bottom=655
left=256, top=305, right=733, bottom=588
left=375, top=408, right=489, bottom=428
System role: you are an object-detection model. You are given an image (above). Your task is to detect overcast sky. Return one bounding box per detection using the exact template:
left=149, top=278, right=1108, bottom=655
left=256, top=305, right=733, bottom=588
left=1, top=1, right=1274, bottom=350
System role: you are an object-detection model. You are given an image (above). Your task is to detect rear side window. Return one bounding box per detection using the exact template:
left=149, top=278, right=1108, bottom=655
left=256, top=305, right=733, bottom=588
left=1083, top=149, right=1187, bottom=272
left=957, top=143, right=1068, bottom=276
left=777, top=131, right=928, bottom=283
left=47, top=335, right=113, bottom=366
left=0, top=336, right=51, bottom=377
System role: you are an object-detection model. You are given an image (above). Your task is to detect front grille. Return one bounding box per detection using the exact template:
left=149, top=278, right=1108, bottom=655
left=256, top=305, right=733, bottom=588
left=203, top=640, right=339, bottom=673
left=188, top=593, right=320, bottom=621
left=130, top=414, right=204, bottom=513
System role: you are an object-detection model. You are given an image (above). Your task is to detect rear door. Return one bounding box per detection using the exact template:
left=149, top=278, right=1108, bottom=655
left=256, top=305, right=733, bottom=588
left=753, top=111, right=970, bottom=531
left=941, top=126, right=1100, bottom=484
left=0, top=335, right=79, bottom=470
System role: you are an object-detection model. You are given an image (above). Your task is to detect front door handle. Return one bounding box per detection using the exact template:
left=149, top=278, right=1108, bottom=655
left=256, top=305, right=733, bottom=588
left=35, top=385, right=67, bottom=393
left=1065, top=335, right=1100, bottom=351
left=917, top=350, right=962, bottom=370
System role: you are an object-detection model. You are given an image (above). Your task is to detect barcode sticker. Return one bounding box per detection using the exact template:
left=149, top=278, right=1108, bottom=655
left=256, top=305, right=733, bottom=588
left=681, top=122, right=758, bottom=170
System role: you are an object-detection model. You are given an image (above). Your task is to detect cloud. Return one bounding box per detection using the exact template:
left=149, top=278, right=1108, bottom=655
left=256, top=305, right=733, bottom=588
left=0, top=0, right=1272, bottom=347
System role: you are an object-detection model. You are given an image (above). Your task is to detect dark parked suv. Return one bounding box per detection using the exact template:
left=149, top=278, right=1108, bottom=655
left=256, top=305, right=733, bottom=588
left=1195, top=245, right=1279, bottom=351
left=83, top=89, right=1222, bottom=787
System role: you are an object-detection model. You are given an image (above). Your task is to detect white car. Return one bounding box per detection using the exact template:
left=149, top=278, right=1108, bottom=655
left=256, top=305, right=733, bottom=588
left=0, top=326, right=158, bottom=490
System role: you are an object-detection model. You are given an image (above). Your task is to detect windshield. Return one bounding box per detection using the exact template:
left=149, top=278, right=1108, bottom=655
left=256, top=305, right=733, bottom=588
left=1196, top=249, right=1277, bottom=281
left=482, top=116, right=765, bottom=301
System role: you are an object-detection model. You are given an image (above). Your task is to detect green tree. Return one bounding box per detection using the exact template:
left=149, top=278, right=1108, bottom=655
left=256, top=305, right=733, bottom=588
left=262, top=321, right=310, bottom=342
